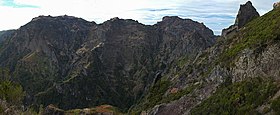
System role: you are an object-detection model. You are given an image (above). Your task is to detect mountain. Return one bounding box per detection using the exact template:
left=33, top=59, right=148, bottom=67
left=1, top=1, right=280, bottom=115
left=0, top=14, right=215, bottom=113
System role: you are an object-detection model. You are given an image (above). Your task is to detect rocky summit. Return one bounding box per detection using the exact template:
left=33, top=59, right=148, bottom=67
left=235, top=1, right=260, bottom=28
left=222, top=1, right=259, bottom=38
left=1, top=1, right=280, bottom=115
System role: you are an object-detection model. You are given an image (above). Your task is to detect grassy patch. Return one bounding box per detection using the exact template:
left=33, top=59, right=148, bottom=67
left=271, top=97, right=280, bottom=114
left=144, top=80, right=171, bottom=109
left=131, top=80, right=199, bottom=114
left=176, top=56, right=189, bottom=68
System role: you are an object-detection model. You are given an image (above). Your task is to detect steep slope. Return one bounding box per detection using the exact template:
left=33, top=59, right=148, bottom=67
left=132, top=2, right=280, bottom=115
left=191, top=6, right=280, bottom=114
left=0, top=15, right=95, bottom=108
left=0, top=30, right=15, bottom=42
left=0, top=30, right=15, bottom=48
left=0, top=15, right=215, bottom=111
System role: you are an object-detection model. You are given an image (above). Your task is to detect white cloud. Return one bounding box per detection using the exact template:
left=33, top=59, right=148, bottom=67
left=0, top=0, right=279, bottom=35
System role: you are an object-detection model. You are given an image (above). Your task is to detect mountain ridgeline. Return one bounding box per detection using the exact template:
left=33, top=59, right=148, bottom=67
left=1, top=1, right=280, bottom=115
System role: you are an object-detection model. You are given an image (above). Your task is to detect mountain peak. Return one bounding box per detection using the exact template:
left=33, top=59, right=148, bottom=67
left=222, top=1, right=259, bottom=37
left=29, top=15, right=95, bottom=26
left=245, top=1, right=252, bottom=5
left=162, top=16, right=181, bottom=21
left=235, top=1, right=260, bottom=28
left=31, top=15, right=80, bottom=21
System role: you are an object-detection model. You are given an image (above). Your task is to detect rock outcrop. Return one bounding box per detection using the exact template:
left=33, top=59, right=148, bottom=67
left=235, top=1, right=260, bottom=28
left=222, top=1, right=259, bottom=38
left=0, top=30, right=15, bottom=43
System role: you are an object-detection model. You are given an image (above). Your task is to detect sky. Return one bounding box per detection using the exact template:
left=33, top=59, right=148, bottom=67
left=0, top=0, right=278, bottom=35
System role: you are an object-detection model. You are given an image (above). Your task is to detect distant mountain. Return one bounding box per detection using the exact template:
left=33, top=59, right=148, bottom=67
left=1, top=1, right=280, bottom=115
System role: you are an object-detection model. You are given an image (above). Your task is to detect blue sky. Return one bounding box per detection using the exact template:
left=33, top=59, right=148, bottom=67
left=0, top=0, right=278, bottom=35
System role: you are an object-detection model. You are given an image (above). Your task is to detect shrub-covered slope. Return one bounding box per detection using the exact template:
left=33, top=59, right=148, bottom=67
left=131, top=3, right=280, bottom=115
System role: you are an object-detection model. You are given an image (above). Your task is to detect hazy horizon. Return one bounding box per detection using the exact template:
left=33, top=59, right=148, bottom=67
left=0, top=0, right=278, bottom=35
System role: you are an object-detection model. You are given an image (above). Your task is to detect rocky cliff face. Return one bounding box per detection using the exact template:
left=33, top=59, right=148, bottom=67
left=0, top=30, right=15, bottom=43
left=235, top=1, right=260, bottom=28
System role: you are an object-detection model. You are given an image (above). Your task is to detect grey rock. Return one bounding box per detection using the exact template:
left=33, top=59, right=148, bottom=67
left=0, top=15, right=215, bottom=111
left=222, top=1, right=259, bottom=38
left=235, top=1, right=260, bottom=29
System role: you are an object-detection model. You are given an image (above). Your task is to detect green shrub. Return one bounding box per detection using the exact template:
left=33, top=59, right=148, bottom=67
left=144, top=80, right=170, bottom=109
left=190, top=78, right=278, bottom=115
left=271, top=97, right=280, bottom=114
left=0, top=81, right=25, bottom=105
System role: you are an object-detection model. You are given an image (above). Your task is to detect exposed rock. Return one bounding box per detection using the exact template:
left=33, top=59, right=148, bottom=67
left=221, top=25, right=238, bottom=38
left=0, top=30, right=15, bottom=43
left=222, top=1, right=259, bottom=37
left=235, top=1, right=259, bottom=28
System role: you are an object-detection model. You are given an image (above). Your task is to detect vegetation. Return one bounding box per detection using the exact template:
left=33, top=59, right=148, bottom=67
left=0, top=81, right=25, bottom=105
left=176, top=56, right=190, bottom=68
left=271, top=97, right=280, bottom=114
left=190, top=77, right=278, bottom=115
left=131, top=79, right=199, bottom=114
left=0, top=67, right=43, bottom=114
left=143, top=80, right=170, bottom=109
left=161, top=84, right=198, bottom=104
